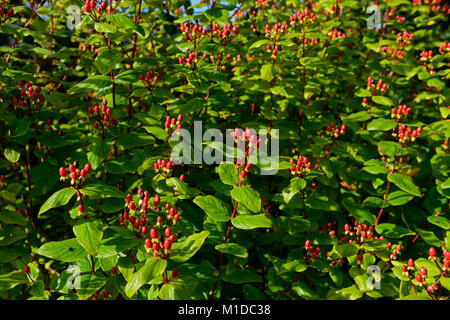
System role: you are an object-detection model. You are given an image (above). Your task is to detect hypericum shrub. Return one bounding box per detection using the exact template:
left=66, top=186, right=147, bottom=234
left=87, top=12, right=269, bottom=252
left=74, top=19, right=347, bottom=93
left=0, top=0, right=448, bottom=301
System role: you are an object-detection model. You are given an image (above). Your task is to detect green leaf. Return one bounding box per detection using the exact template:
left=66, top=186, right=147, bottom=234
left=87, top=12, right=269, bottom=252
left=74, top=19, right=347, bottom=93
left=73, top=219, right=104, bottom=256
left=81, top=184, right=125, bottom=199
left=218, top=162, right=238, bottom=186
left=215, top=243, right=248, bottom=258
left=387, top=190, right=414, bottom=206
left=377, top=141, right=408, bottom=156
left=327, top=285, right=363, bottom=300
left=87, top=136, right=109, bottom=170
left=0, top=226, right=27, bottom=246
left=169, top=231, right=210, bottom=263
left=243, top=284, right=266, bottom=300
left=292, top=281, right=321, bottom=300
left=342, top=199, right=376, bottom=225
left=334, top=243, right=359, bottom=257
left=261, top=64, right=274, bottom=82
left=67, top=75, right=111, bottom=94
left=372, top=96, right=393, bottom=106
left=166, top=177, right=190, bottom=196
left=0, top=271, right=28, bottom=291
left=222, top=269, right=262, bottom=284
left=38, top=187, right=77, bottom=216
left=95, top=49, right=123, bottom=75
left=388, top=173, right=421, bottom=197
left=4, top=147, right=20, bottom=163
left=282, top=177, right=306, bottom=203
left=0, top=209, right=28, bottom=226
left=108, top=14, right=145, bottom=37
left=375, top=223, right=415, bottom=238
left=416, top=229, right=442, bottom=246
left=367, top=118, right=397, bottom=131
left=193, top=195, right=230, bottom=222
left=231, top=186, right=261, bottom=213
left=231, top=214, right=272, bottom=230
left=36, top=238, right=87, bottom=262
left=248, top=39, right=272, bottom=52
left=125, top=257, right=167, bottom=298
left=158, top=281, right=191, bottom=300
left=77, top=274, right=107, bottom=299
left=288, top=216, right=311, bottom=234
left=427, top=216, right=450, bottom=230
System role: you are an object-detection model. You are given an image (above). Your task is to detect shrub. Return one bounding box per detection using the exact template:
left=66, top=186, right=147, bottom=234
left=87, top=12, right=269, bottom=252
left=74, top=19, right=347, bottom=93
left=0, top=0, right=449, bottom=301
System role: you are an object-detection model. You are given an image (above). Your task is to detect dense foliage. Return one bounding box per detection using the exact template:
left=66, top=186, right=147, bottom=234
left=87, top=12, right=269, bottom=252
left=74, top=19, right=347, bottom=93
left=0, top=0, right=449, bottom=300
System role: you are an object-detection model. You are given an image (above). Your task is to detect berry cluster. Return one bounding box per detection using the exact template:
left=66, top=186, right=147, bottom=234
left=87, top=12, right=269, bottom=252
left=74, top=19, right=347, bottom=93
left=439, top=42, right=449, bottom=55
left=367, top=76, right=388, bottom=95
left=396, top=31, right=414, bottom=47
left=87, top=100, right=117, bottom=131
left=304, top=240, right=321, bottom=264
left=13, top=81, right=45, bottom=108
left=179, top=22, right=238, bottom=44
left=92, top=288, right=110, bottom=300
left=341, top=221, right=377, bottom=244
left=139, top=70, right=158, bottom=84
left=381, top=46, right=405, bottom=61
left=84, top=0, right=108, bottom=14
left=0, top=175, right=6, bottom=189
left=419, top=50, right=433, bottom=65
left=0, top=6, right=14, bottom=18
left=289, top=7, right=317, bottom=26
left=119, top=189, right=180, bottom=258
left=164, top=114, right=183, bottom=136
left=393, top=124, right=422, bottom=145
left=154, top=158, right=179, bottom=179
left=328, top=29, right=347, bottom=40
left=59, top=161, right=92, bottom=187
left=401, top=247, right=450, bottom=295
left=413, top=0, right=449, bottom=14
left=233, top=127, right=261, bottom=159
left=325, top=122, right=346, bottom=138
left=264, top=23, right=289, bottom=41
left=289, top=155, right=314, bottom=177
left=391, top=103, right=412, bottom=121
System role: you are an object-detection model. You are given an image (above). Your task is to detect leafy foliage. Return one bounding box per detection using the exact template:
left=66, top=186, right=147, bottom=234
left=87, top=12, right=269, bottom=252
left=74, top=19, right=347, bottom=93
left=0, top=0, right=449, bottom=301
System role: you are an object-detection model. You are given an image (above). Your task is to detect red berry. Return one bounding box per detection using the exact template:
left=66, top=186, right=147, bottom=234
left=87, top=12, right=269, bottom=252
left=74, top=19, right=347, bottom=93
left=429, top=247, right=436, bottom=257
left=24, top=265, right=30, bottom=274
left=145, top=238, right=152, bottom=248
left=150, top=228, right=158, bottom=239
left=71, top=172, right=77, bottom=180
left=165, top=228, right=171, bottom=237
left=141, top=226, right=147, bottom=234
left=420, top=267, right=427, bottom=276
left=59, top=167, right=67, bottom=177
left=78, top=204, right=85, bottom=213
left=152, top=243, right=159, bottom=251
left=111, top=267, right=117, bottom=274
left=154, top=194, right=160, bottom=206
left=103, top=290, right=110, bottom=298
left=305, top=240, right=311, bottom=248
left=172, top=268, right=178, bottom=278
left=408, top=258, right=414, bottom=267
left=415, top=273, right=422, bottom=282
left=164, top=240, right=171, bottom=250
left=84, top=163, right=91, bottom=173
